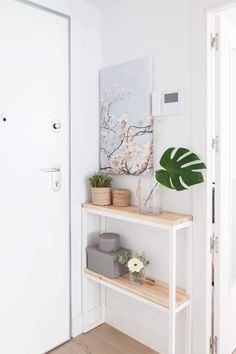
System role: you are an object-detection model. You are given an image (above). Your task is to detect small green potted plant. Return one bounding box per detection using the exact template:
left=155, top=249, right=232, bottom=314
left=89, top=172, right=113, bottom=206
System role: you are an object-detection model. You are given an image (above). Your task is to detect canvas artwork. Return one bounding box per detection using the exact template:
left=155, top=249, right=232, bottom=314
left=99, top=57, right=153, bottom=176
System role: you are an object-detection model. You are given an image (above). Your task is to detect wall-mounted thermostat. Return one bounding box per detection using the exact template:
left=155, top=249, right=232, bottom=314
left=152, top=90, right=183, bottom=117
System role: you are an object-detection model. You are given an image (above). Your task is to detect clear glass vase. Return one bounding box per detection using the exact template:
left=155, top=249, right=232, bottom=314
left=137, top=177, right=162, bottom=216
left=129, top=270, right=145, bottom=285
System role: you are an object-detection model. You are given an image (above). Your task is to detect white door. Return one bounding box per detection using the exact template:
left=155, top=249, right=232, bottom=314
left=0, top=1, right=70, bottom=353
left=214, top=15, right=236, bottom=354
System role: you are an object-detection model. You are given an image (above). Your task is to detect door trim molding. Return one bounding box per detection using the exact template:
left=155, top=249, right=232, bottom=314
left=206, top=2, right=236, bottom=354
left=15, top=0, right=70, bottom=19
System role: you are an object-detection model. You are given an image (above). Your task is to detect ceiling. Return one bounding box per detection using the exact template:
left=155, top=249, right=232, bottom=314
left=222, top=7, right=236, bottom=26
left=86, top=0, right=112, bottom=8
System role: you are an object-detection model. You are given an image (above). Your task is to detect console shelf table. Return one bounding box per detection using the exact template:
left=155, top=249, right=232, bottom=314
left=81, top=203, right=193, bottom=354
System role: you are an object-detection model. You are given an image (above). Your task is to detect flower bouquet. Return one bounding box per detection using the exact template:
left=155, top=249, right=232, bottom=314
left=118, top=252, right=150, bottom=285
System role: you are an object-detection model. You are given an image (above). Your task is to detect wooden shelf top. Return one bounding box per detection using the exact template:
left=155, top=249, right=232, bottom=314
left=85, top=269, right=189, bottom=311
left=82, top=203, right=192, bottom=226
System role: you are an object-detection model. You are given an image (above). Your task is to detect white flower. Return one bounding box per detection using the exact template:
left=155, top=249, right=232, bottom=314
left=101, top=128, right=108, bottom=138
left=104, top=114, right=110, bottom=124
left=127, top=140, right=137, bottom=154
left=105, top=114, right=115, bottom=124
left=145, top=115, right=153, bottom=125
left=117, top=130, right=125, bottom=140
left=119, top=89, right=126, bottom=99
left=105, top=88, right=112, bottom=97
left=143, top=150, right=152, bottom=161
left=119, top=113, right=128, bottom=128
left=101, top=100, right=109, bottom=109
left=127, top=89, right=133, bottom=96
left=113, top=84, right=121, bottom=89
left=110, top=156, right=121, bottom=170
left=123, top=151, right=132, bottom=161
left=127, top=258, right=144, bottom=273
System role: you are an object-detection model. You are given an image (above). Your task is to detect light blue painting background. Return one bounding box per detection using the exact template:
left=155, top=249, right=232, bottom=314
left=99, top=57, right=153, bottom=175
left=99, top=57, right=153, bottom=125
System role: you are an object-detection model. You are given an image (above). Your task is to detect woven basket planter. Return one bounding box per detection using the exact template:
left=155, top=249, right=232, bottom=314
left=91, top=187, right=111, bottom=206
left=112, top=189, right=130, bottom=207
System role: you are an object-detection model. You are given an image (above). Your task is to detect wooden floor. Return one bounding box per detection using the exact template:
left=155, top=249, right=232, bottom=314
left=48, top=324, right=158, bottom=354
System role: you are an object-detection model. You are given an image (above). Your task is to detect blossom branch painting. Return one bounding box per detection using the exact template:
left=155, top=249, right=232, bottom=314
left=99, top=58, right=154, bottom=176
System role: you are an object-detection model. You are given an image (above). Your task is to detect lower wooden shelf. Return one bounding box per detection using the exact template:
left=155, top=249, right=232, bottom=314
left=85, top=269, right=190, bottom=313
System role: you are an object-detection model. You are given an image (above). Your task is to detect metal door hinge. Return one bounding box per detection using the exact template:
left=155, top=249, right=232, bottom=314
left=212, top=136, right=219, bottom=151
left=211, top=33, right=219, bottom=50
left=210, top=233, right=218, bottom=255
left=210, top=336, right=218, bottom=354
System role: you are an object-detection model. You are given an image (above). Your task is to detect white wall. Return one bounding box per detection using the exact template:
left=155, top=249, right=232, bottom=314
left=100, top=0, right=192, bottom=213
left=95, top=1, right=193, bottom=353
left=29, top=0, right=102, bottom=336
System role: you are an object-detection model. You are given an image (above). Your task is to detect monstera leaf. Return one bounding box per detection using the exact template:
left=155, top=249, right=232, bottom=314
left=155, top=147, right=206, bottom=191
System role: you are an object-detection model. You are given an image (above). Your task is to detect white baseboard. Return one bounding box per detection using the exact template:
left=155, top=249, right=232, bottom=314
left=71, top=315, right=82, bottom=338
left=76, top=305, right=185, bottom=353
left=78, top=306, right=105, bottom=334
left=85, top=306, right=101, bottom=325
left=105, top=306, right=185, bottom=354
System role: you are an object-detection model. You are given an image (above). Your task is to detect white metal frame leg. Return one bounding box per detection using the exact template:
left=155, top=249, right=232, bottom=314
left=169, top=228, right=176, bottom=354
left=185, top=224, right=192, bottom=354
left=81, top=209, right=88, bottom=332
left=81, top=212, right=106, bottom=332
left=99, top=216, right=106, bottom=323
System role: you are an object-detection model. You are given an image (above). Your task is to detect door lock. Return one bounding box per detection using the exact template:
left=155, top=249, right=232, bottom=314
left=1, top=113, right=7, bottom=122
left=51, top=119, right=61, bottom=132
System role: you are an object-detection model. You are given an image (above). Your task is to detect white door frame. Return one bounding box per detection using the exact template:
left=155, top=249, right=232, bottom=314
left=17, top=0, right=72, bottom=339
left=191, top=1, right=236, bottom=353
left=206, top=2, right=236, bottom=354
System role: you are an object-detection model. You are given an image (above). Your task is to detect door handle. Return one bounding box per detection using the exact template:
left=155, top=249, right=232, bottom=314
left=41, top=167, right=60, bottom=173
left=41, top=166, right=61, bottom=191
